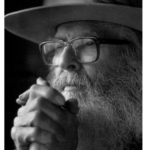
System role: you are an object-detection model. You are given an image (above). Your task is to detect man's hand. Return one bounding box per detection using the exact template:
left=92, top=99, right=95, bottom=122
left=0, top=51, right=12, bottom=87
left=11, top=78, right=79, bottom=150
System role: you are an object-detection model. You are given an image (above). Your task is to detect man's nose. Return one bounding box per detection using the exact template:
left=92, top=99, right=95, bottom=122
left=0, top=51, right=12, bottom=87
left=58, top=45, right=81, bottom=71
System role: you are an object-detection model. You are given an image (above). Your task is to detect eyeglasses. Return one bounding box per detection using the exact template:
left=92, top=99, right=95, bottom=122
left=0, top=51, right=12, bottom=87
left=39, top=36, right=129, bottom=66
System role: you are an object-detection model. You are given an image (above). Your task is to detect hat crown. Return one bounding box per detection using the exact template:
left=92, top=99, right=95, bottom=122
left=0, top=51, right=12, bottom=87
left=43, top=0, right=142, bottom=8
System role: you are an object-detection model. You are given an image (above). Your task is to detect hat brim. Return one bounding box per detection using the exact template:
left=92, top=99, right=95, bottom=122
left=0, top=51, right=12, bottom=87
left=5, top=3, right=142, bottom=44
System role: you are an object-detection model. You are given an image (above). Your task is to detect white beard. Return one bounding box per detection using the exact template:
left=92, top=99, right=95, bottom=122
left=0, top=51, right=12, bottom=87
left=47, top=61, right=142, bottom=150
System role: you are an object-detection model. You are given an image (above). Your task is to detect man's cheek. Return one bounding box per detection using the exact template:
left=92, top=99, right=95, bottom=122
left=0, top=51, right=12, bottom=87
left=54, top=67, right=63, bottom=76
left=83, top=64, right=103, bottom=81
left=48, top=67, right=61, bottom=83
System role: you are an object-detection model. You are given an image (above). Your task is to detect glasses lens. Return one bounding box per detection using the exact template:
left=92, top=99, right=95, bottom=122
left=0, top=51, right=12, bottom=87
left=41, top=42, right=63, bottom=65
left=73, top=38, right=97, bottom=63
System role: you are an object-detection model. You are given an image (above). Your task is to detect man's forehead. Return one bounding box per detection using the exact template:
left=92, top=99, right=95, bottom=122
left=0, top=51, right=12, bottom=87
left=54, top=21, right=123, bottom=39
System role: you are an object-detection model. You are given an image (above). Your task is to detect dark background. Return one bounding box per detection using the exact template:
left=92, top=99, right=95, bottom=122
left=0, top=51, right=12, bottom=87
left=5, top=0, right=49, bottom=149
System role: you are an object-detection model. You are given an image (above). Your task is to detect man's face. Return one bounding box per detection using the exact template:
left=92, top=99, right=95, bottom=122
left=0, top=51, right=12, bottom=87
left=49, top=22, right=125, bottom=99
left=47, top=21, right=142, bottom=149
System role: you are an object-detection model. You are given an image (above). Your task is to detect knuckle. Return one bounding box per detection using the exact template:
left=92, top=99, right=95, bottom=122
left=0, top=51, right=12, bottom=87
left=31, top=110, right=42, bottom=125
left=29, top=143, right=41, bottom=150
left=34, top=97, right=44, bottom=108
left=22, top=127, right=39, bottom=143
left=26, top=128, right=38, bottom=142
left=30, top=84, right=37, bottom=92
left=31, top=97, right=45, bottom=111
left=17, top=107, right=22, bottom=116
left=15, top=128, right=22, bottom=142
left=13, top=117, right=18, bottom=126
left=32, top=127, right=40, bottom=138
left=17, top=106, right=26, bottom=116
left=11, top=127, right=24, bottom=145
left=45, top=87, right=54, bottom=98
left=11, top=127, right=17, bottom=140
left=34, top=110, right=42, bottom=121
left=34, top=110, right=41, bottom=118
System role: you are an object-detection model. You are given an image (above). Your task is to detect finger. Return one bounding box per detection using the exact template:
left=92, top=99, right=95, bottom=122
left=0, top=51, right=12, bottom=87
left=18, top=97, right=66, bottom=125
left=29, top=142, right=49, bottom=150
left=15, top=144, right=29, bottom=150
left=16, top=89, right=30, bottom=106
left=36, top=77, right=50, bottom=86
left=16, top=77, right=49, bottom=106
left=29, top=85, right=65, bottom=106
left=65, top=99, right=79, bottom=115
left=14, top=110, right=66, bottom=142
left=16, top=99, right=27, bottom=106
left=17, top=97, right=65, bottom=120
left=11, top=126, right=57, bottom=146
left=17, top=106, right=26, bottom=116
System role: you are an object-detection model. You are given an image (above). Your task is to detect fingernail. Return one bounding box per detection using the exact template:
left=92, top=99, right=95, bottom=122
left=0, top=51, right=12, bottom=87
left=37, top=77, right=50, bottom=86
left=18, top=94, right=27, bottom=101
left=38, top=77, right=44, bottom=81
left=37, top=77, right=43, bottom=84
left=16, top=98, right=26, bottom=105
left=18, top=94, right=22, bottom=99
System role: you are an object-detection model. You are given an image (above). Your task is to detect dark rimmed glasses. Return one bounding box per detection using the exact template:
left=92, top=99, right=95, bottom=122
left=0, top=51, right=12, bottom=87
left=39, top=36, right=129, bottom=66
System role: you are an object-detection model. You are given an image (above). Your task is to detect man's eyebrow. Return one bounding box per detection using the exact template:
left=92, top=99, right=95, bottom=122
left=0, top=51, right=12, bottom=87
left=47, top=36, right=66, bottom=41
left=79, top=31, right=99, bottom=37
left=47, top=31, right=99, bottom=41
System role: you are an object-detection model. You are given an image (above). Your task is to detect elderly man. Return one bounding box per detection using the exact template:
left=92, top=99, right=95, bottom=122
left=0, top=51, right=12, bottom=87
left=5, top=0, right=142, bottom=150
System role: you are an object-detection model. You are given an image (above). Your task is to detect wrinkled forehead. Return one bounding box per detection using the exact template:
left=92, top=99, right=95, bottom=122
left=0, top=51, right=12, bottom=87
left=54, top=21, right=125, bottom=40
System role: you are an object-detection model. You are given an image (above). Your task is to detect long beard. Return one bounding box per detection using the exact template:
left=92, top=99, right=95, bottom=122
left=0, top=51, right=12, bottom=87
left=47, top=61, right=142, bottom=150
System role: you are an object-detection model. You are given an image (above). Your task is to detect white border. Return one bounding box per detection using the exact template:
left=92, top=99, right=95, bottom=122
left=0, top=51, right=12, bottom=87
left=1, top=0, right=4, bottom=149
left=143, top=1, right=150, bottom=150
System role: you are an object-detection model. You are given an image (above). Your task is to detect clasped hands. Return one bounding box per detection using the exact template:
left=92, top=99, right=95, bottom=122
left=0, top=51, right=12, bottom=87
left=11, top=77, right=79, bottom=150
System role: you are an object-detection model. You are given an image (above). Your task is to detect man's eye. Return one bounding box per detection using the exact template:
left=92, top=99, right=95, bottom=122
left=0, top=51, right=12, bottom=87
left=55, top=46, right=62, bottom=50
left=54, top=43, right=63, bottom=53
left=55, top=43, right=62, bottom=49
left=85, top=41, right=95, bottom=46
left=83, top=39, right=95, bottom=47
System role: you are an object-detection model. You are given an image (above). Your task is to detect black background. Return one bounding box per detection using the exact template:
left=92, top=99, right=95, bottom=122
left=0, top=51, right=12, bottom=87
left=5, top=0, right=49, bottom=149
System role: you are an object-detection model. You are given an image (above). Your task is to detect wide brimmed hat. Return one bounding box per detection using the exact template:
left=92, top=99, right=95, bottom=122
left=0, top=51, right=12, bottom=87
left=5, top=0, right=142, bottom=44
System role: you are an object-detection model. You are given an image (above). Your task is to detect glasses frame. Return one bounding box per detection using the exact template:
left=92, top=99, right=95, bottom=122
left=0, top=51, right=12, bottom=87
left=39, top=36, right=129, bottom=66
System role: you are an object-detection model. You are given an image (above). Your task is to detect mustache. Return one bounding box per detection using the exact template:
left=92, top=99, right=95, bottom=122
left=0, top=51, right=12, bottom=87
left=49, top=71, right=93, bottom=92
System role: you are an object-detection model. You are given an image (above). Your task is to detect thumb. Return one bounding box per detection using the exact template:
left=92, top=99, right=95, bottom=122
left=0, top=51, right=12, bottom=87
left=65, top=99, right=79, bottom=115
left=36, top=77, right=50, bottom=86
